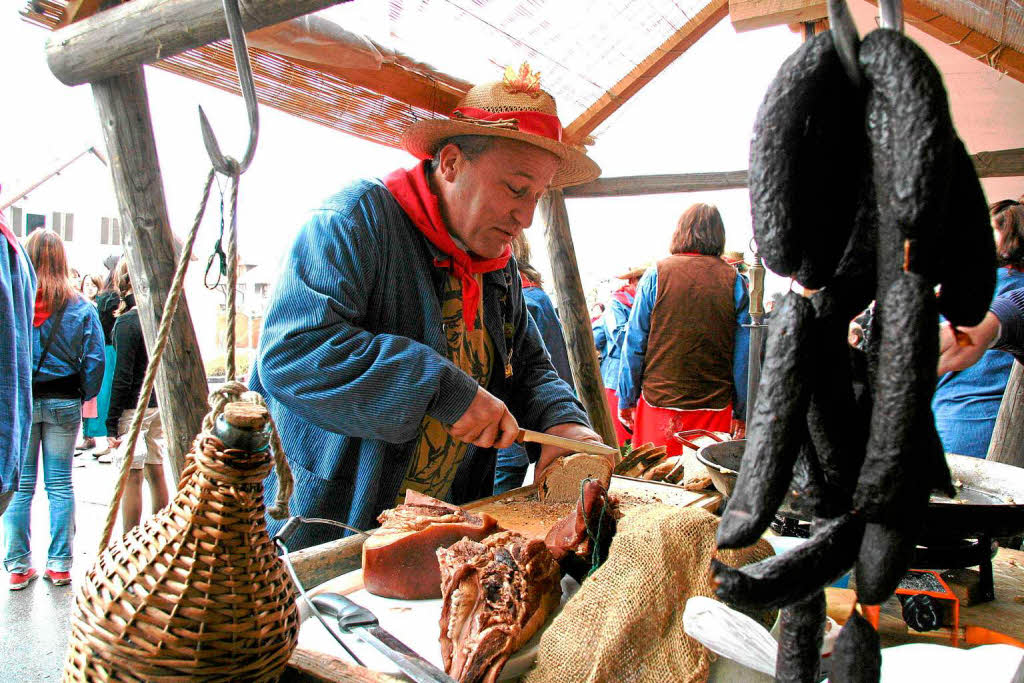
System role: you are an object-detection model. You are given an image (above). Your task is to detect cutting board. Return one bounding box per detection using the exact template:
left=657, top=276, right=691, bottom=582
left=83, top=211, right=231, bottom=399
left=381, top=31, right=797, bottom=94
left=297, top=571, right=581, bottom=681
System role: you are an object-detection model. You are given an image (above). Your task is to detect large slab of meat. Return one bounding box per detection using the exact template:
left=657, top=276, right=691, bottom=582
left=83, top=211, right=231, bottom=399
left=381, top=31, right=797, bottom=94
left=544, top=478, right=620, bottom=582
left=437, top=531, right=562, bottom=683
left=363, top=490, right=499, bottom=599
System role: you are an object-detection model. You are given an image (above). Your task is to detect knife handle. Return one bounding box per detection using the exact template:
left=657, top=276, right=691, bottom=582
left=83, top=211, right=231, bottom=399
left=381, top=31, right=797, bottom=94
left=311, top=593, right=379, bottom=632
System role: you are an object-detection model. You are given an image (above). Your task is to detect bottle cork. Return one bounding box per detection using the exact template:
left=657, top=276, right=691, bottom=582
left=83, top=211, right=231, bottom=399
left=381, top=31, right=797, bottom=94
left=223, top=402, right=268, bottom=430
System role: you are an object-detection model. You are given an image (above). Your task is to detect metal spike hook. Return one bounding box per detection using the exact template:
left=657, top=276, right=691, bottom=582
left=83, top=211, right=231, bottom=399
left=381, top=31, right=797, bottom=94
left=879, top=0, right=904, bottom=33
left=828, top=0, right=863, bottom=88
left=198, top=0, right=260, bottom=176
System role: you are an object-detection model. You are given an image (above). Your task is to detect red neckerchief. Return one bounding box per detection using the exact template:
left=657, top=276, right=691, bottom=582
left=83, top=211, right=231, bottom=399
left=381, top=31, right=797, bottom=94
left=520, top=272, right=539, bottom=289
left=33, top=294, right=51, bottom=328
left=612, top=283, right=637, bottom=308
left=384, top=162, right=511, bottom=330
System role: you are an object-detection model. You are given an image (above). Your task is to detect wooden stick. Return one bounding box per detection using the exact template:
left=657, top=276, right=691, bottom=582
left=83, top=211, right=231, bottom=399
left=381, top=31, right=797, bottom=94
left=92, top=69, right=209, bottom=480
left=539, top=190, right=619, bottom=448
left=988, top=361, right=1024, bottom=466
left=46, top=0, right=355, bottom=86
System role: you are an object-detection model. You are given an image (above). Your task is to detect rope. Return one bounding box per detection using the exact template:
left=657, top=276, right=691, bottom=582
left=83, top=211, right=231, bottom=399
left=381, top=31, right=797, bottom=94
left=225, top=171, right=239, bottom=381
left=202, top=381, right=294, bottom=519
left=98, top=168, right=216, bottom=552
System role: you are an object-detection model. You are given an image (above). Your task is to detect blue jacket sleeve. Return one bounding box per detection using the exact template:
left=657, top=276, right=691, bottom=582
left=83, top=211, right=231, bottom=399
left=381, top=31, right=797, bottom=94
left=732, top=276, right=751, bottom=419
left=592, top=317, right=607, bottom=361
left=78, top=305, right=106, bottom=401
left=257, top=209, right=479, bottom=444
left=616, top=268, right=657, bottom=409
left=991, top=288, right=1024, bottom=361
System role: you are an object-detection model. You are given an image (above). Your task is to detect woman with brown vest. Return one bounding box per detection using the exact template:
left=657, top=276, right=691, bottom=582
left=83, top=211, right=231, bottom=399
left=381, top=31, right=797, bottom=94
left=616, top=203, right=750, bottom=455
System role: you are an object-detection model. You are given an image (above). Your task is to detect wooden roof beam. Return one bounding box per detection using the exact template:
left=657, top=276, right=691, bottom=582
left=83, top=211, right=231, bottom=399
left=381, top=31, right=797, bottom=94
left=866, top=0, right=1024, bottom=84
left=564, top=0, right=729, bottom=144
left=46, top=0, right=356, bottom=86
left=564, top=147, right=1024, bottom=198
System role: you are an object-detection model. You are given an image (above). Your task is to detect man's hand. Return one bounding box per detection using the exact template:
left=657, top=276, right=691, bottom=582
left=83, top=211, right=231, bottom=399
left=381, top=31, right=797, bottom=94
left=447, top=386, right=519, bottom=449
left=108, top=437, right=122, bottom=449
left=730, top=418, right=746, bottom=439
left=534, top=423, right=608, bottom=482
left=618, top=406, right=635, bottom=431
left=937, top=314, right=999, bottom=375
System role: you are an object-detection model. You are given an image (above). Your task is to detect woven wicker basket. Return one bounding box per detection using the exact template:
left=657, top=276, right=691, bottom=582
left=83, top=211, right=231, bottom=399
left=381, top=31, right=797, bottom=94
left=63, top=406, right=298, bottom=681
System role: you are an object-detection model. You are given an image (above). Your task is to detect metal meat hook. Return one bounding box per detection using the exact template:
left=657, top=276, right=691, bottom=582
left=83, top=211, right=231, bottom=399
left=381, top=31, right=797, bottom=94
left=827, top=0, right=863, bottom=88
left=198, top=0, right=260, bottom=176
left=879, top=0, right=904, bottom=33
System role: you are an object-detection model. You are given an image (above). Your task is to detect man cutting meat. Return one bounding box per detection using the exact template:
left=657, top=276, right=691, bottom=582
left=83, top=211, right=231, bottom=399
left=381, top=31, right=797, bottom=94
left=252, top=66, right=606, bottom=550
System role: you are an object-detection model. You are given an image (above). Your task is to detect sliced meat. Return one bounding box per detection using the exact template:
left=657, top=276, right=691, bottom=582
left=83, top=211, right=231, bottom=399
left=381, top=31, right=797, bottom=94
left=363, top=491, right=499, bottom=599
left=438, top=532, right=562, bottom=683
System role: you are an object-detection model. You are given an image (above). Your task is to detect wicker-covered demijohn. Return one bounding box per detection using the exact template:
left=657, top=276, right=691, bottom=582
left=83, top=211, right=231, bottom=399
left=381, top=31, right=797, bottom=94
left=63, top=403, right=299, bottom=681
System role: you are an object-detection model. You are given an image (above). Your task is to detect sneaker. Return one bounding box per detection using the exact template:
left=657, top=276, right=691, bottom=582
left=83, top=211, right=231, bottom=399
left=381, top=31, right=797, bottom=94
left=97, top=453, right=113, bottom=464
left=75, top=438, right=96, bottom=452
left=44, top=570, right=71, bottom=586
left=9, top=569, right=37, bottom=590
left=92, top=445, right=111, bottom=457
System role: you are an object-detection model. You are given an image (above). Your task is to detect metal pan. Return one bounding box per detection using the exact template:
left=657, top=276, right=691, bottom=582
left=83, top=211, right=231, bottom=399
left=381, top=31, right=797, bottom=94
left=696, top=441, right=1024, bottom=538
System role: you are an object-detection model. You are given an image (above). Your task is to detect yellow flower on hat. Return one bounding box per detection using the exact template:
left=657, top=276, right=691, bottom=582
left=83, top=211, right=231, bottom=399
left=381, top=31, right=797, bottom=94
left=503, top=62, right=542, bottom=97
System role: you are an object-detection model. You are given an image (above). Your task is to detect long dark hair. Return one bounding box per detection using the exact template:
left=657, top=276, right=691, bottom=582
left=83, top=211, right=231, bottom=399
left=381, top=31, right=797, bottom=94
left=670, top=203, right=726, bottom=256
left=114, top=259, right=134, bottom=317
left=992, top=200, right=1024, bottom=269
left=25, top=229, right=77, bottom=312
left=511, top=233, right=543, bottom=286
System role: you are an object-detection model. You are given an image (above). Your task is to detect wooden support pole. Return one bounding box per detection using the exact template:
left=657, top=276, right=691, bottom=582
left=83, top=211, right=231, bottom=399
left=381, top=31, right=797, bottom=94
left=92, top=69, right=209, bottom=480
left=988, top=361, right=1024, bottom=467
left=46, top=0, right=354, bottom=86
left=539, top=190, right=619, bottom=449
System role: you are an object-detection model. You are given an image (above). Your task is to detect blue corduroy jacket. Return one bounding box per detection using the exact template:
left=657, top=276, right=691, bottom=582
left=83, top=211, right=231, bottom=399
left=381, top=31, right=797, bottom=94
left=1, top=235, right=36, bottom=495
left=252, top=179, right=588, bottom=549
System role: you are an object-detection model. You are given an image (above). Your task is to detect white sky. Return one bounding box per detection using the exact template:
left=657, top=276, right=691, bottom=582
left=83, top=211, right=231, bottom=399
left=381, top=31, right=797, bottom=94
left=1, top=2, right=1022, bottom=307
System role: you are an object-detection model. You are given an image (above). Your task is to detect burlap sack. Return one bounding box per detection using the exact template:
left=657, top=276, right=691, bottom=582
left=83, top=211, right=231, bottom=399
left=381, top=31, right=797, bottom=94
left=525, top=505, right=774, bottom=683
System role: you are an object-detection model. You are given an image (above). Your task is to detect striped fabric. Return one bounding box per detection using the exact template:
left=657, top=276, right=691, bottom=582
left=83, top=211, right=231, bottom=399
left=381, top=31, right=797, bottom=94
left=253, top=179, right=588, bottom=550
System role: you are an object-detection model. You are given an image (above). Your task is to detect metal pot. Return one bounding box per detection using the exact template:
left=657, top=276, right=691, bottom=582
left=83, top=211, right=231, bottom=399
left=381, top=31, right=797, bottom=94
left=695, top=441, right=1024, bottom=538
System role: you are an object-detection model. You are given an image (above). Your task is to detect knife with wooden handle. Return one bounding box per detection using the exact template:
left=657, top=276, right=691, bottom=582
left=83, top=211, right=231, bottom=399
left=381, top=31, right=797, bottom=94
left=515, top=428, right=619, bottom=459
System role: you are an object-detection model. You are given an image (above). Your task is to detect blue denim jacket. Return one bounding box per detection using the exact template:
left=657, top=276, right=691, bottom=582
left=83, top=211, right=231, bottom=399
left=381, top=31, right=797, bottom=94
left=252, top=179, right=588, bottom=542
left=594, top=294, right=632, bottom=390
left=32, top=294, right=105, bottom=402
left=1, top=236, right=36, bottom=495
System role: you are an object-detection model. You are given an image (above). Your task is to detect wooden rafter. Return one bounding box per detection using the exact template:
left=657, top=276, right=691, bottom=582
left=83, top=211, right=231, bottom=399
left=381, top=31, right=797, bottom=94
left=867, top=0, right=1024, bottom=84
left=564, top=0, right=729, bottom=144
left=56, top=0, right=105, bottom=28
left=563, top=147, right=1024, bottom=199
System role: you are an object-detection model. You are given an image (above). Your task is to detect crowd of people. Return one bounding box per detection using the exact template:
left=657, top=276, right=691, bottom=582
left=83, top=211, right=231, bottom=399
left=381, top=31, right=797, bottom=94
left=0, top=224, right=168, bottom=590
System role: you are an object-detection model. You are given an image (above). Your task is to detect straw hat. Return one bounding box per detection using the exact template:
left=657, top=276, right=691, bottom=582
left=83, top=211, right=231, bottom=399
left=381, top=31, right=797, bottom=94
left=401, top=64, right=601, bottom=188
left=616, top=265, right=649, bottom=280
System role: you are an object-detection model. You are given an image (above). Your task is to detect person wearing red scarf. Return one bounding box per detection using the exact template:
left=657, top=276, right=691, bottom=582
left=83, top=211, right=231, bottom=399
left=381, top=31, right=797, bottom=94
left=252, top=71, right=611, bottom=550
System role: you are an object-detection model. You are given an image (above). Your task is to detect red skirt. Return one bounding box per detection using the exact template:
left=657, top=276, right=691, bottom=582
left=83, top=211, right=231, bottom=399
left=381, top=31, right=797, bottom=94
left=633, top=395, right=731, bottom=457
left=604, top=387, right=632, bottom=447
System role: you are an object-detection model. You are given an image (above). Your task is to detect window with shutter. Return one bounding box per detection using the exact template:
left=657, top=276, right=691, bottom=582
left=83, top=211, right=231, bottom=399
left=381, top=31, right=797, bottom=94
left=101, top=217, right=110, bottom=245
left=10, top=207, right=22, bottom=236
left=63, top=213, right=74, bottom=241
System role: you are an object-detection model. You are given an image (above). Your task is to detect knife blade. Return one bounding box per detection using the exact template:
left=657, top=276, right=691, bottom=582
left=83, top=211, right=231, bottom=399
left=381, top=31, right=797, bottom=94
left=311, top=593, right=455, bottom=683
left=516, top=428, right=619, bottom=459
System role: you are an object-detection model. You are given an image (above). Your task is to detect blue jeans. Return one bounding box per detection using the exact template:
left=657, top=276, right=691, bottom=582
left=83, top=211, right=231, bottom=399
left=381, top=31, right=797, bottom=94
left=3, top=398, right=80, bottom=573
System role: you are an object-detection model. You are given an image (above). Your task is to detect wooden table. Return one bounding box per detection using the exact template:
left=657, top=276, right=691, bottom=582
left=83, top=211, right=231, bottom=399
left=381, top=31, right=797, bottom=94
left=282, top=476, right=721, bottom=681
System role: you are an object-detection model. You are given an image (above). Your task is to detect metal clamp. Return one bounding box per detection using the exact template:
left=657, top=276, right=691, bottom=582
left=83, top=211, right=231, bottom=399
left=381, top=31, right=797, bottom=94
left=198, top=0, right=260, bottom=176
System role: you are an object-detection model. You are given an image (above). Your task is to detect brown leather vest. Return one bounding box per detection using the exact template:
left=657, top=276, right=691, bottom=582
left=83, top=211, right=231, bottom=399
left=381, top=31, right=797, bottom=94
left=643, top=254, right=738, bottom=410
